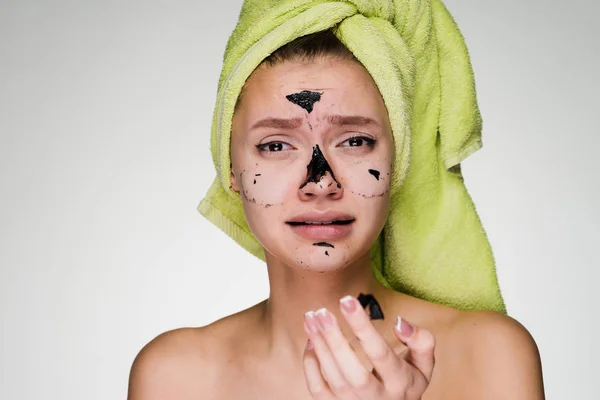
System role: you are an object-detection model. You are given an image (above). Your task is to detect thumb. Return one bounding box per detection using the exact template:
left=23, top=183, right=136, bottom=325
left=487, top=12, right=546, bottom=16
left=393, top=316, right=436, bottom=382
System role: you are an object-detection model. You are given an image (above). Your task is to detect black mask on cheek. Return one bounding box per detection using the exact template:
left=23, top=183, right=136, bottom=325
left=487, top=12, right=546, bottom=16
left=368, top=169, right=381, bottom=180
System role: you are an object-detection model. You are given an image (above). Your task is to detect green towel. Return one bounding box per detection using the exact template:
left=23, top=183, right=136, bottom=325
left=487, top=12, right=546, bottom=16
left=198, top=0, right=506, bottom=313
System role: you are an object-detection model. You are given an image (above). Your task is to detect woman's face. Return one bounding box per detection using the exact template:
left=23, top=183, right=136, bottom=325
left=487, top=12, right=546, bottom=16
left=230, top=56, right=394, bottom=271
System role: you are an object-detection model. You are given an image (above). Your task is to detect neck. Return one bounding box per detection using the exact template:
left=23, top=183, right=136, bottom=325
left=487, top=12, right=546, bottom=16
left=257, top=250, right=394, bottom=368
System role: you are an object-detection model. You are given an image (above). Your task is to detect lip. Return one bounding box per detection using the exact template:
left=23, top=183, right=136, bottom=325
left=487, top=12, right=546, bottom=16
left=286, top=211, right=355, bottom=224
left=286, top=211, right=355, bottom=241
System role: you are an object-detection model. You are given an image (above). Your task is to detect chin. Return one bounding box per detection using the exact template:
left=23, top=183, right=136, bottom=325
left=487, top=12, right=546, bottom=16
left=300, top=255, right=350, bottom=272
left=270, top=244, right=360, bottom=272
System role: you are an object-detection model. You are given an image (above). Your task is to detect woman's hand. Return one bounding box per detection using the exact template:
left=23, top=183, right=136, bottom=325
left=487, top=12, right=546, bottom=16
left=302, top=296, right=435, bottom=399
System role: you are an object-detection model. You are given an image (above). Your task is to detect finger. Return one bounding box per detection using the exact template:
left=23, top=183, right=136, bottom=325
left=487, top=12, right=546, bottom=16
left=313, top=308, right=383, bottom=397
left=304, top=311, right=358, bottom=399
left=303, top=339, right=336, bottom=399
left=394, top=316, right=436, bottom=382
left=338, top=296, right=405, bottom=388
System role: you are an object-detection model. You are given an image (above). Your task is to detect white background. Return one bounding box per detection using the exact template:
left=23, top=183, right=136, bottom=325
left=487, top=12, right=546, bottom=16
left=1, top=0, right=598, bottom=398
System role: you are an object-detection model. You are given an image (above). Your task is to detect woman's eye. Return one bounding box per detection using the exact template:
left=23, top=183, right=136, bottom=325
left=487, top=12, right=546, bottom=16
left=257, top=141, right=292, bottom=152
left=340, top=136, right=376, bottom=147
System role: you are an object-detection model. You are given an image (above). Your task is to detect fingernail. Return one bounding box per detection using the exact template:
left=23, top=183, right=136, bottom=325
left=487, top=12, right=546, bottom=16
left=315, top=308, right=334, bottom=331
left=396, top=316, right=414, bottom=337
left=304, top=311, right=318, bottom=333
left=339, top=295, right=357, bottom=314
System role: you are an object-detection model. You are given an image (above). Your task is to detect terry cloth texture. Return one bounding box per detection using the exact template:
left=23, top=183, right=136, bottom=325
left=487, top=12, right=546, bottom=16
left=198, top=0, right=506, bottom=313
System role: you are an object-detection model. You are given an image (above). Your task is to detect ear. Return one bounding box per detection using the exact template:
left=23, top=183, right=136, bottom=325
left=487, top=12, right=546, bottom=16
left=230, top=169, right=240, bottom=192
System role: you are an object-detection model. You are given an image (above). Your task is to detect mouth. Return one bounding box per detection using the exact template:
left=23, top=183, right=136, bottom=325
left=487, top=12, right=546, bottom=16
left=286, top=219, right=354, bottom=226
left=286, top=213, right=355, bottom=241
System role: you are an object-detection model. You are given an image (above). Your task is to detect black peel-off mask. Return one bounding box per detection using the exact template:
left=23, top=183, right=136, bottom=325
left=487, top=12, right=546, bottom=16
left=313, top=242, right=334, bottom=248
left=368, top=169, right=381, bottom=181
left=286, top=90, right=322, bottom=113
left=300, top=145, right=342, bottom=190
left=357, top=293, right=384, bottom=320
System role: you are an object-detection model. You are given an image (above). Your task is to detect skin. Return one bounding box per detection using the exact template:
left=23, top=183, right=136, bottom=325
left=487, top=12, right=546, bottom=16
left=229, top=58, right=393, bottom=272
left=127, top=57, right=545, bottom=400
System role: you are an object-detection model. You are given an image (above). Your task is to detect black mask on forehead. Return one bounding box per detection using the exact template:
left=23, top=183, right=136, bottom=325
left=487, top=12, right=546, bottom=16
left=286, top=90, right=322, bottom=113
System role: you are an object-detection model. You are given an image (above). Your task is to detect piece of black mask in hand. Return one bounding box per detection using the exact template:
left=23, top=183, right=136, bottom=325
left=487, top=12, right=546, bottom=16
left=357, top=293, right=384, bottom=320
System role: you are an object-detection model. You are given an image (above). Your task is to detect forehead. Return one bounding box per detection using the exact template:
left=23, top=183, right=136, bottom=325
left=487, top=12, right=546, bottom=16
left=237, top=57, right=387, bottom=119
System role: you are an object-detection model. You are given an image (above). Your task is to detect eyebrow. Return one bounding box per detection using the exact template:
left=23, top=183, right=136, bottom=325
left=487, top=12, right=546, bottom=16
left=326, top=114, right=380, bottom=128
left=249, top=114, right=380, bottom=131
left=250, top=117, right=303, bottom=130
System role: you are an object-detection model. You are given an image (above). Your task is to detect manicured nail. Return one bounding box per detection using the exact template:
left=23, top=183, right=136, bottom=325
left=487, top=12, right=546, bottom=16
left=304, top=311, right=318, bottom=333
left=339, top=295, right=357, bottom=314
left=396, top=316, right=414, bottom=337
left=315, top=308, right=334, bottom=331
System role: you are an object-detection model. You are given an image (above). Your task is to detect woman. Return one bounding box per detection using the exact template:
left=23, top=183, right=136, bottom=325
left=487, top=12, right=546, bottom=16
left=128, top=2, right=545, bottom=399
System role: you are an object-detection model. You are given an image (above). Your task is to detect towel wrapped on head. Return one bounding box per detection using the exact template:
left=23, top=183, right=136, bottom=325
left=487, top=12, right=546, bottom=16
left=199, top=0, right=506, bottom=313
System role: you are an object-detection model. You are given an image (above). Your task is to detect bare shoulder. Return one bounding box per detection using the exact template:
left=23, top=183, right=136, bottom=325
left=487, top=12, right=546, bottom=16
left=127, top=305, right=261, bottom=400
left=451, top=310, right=536, bottom=341
left=449, top=310, right=542, bottom=363
left=438, top=310, right=545, bottom=399
left=127, top=326, right=221, bottom=400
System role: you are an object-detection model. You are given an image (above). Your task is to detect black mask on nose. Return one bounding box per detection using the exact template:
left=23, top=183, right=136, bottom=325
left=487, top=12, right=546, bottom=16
left=299, top=145, right=342, bottom=189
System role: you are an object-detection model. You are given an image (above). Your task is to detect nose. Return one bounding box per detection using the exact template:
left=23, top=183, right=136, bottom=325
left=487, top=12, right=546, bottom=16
left=298, top=171, right=343, bottom=201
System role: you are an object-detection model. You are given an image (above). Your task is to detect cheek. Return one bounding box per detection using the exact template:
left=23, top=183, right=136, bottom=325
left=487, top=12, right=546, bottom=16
left=244, top=203, right=285, bottom=244
left=237, top=162, right=296, bottom=206
left=337, top=158, right=392, bottom=198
